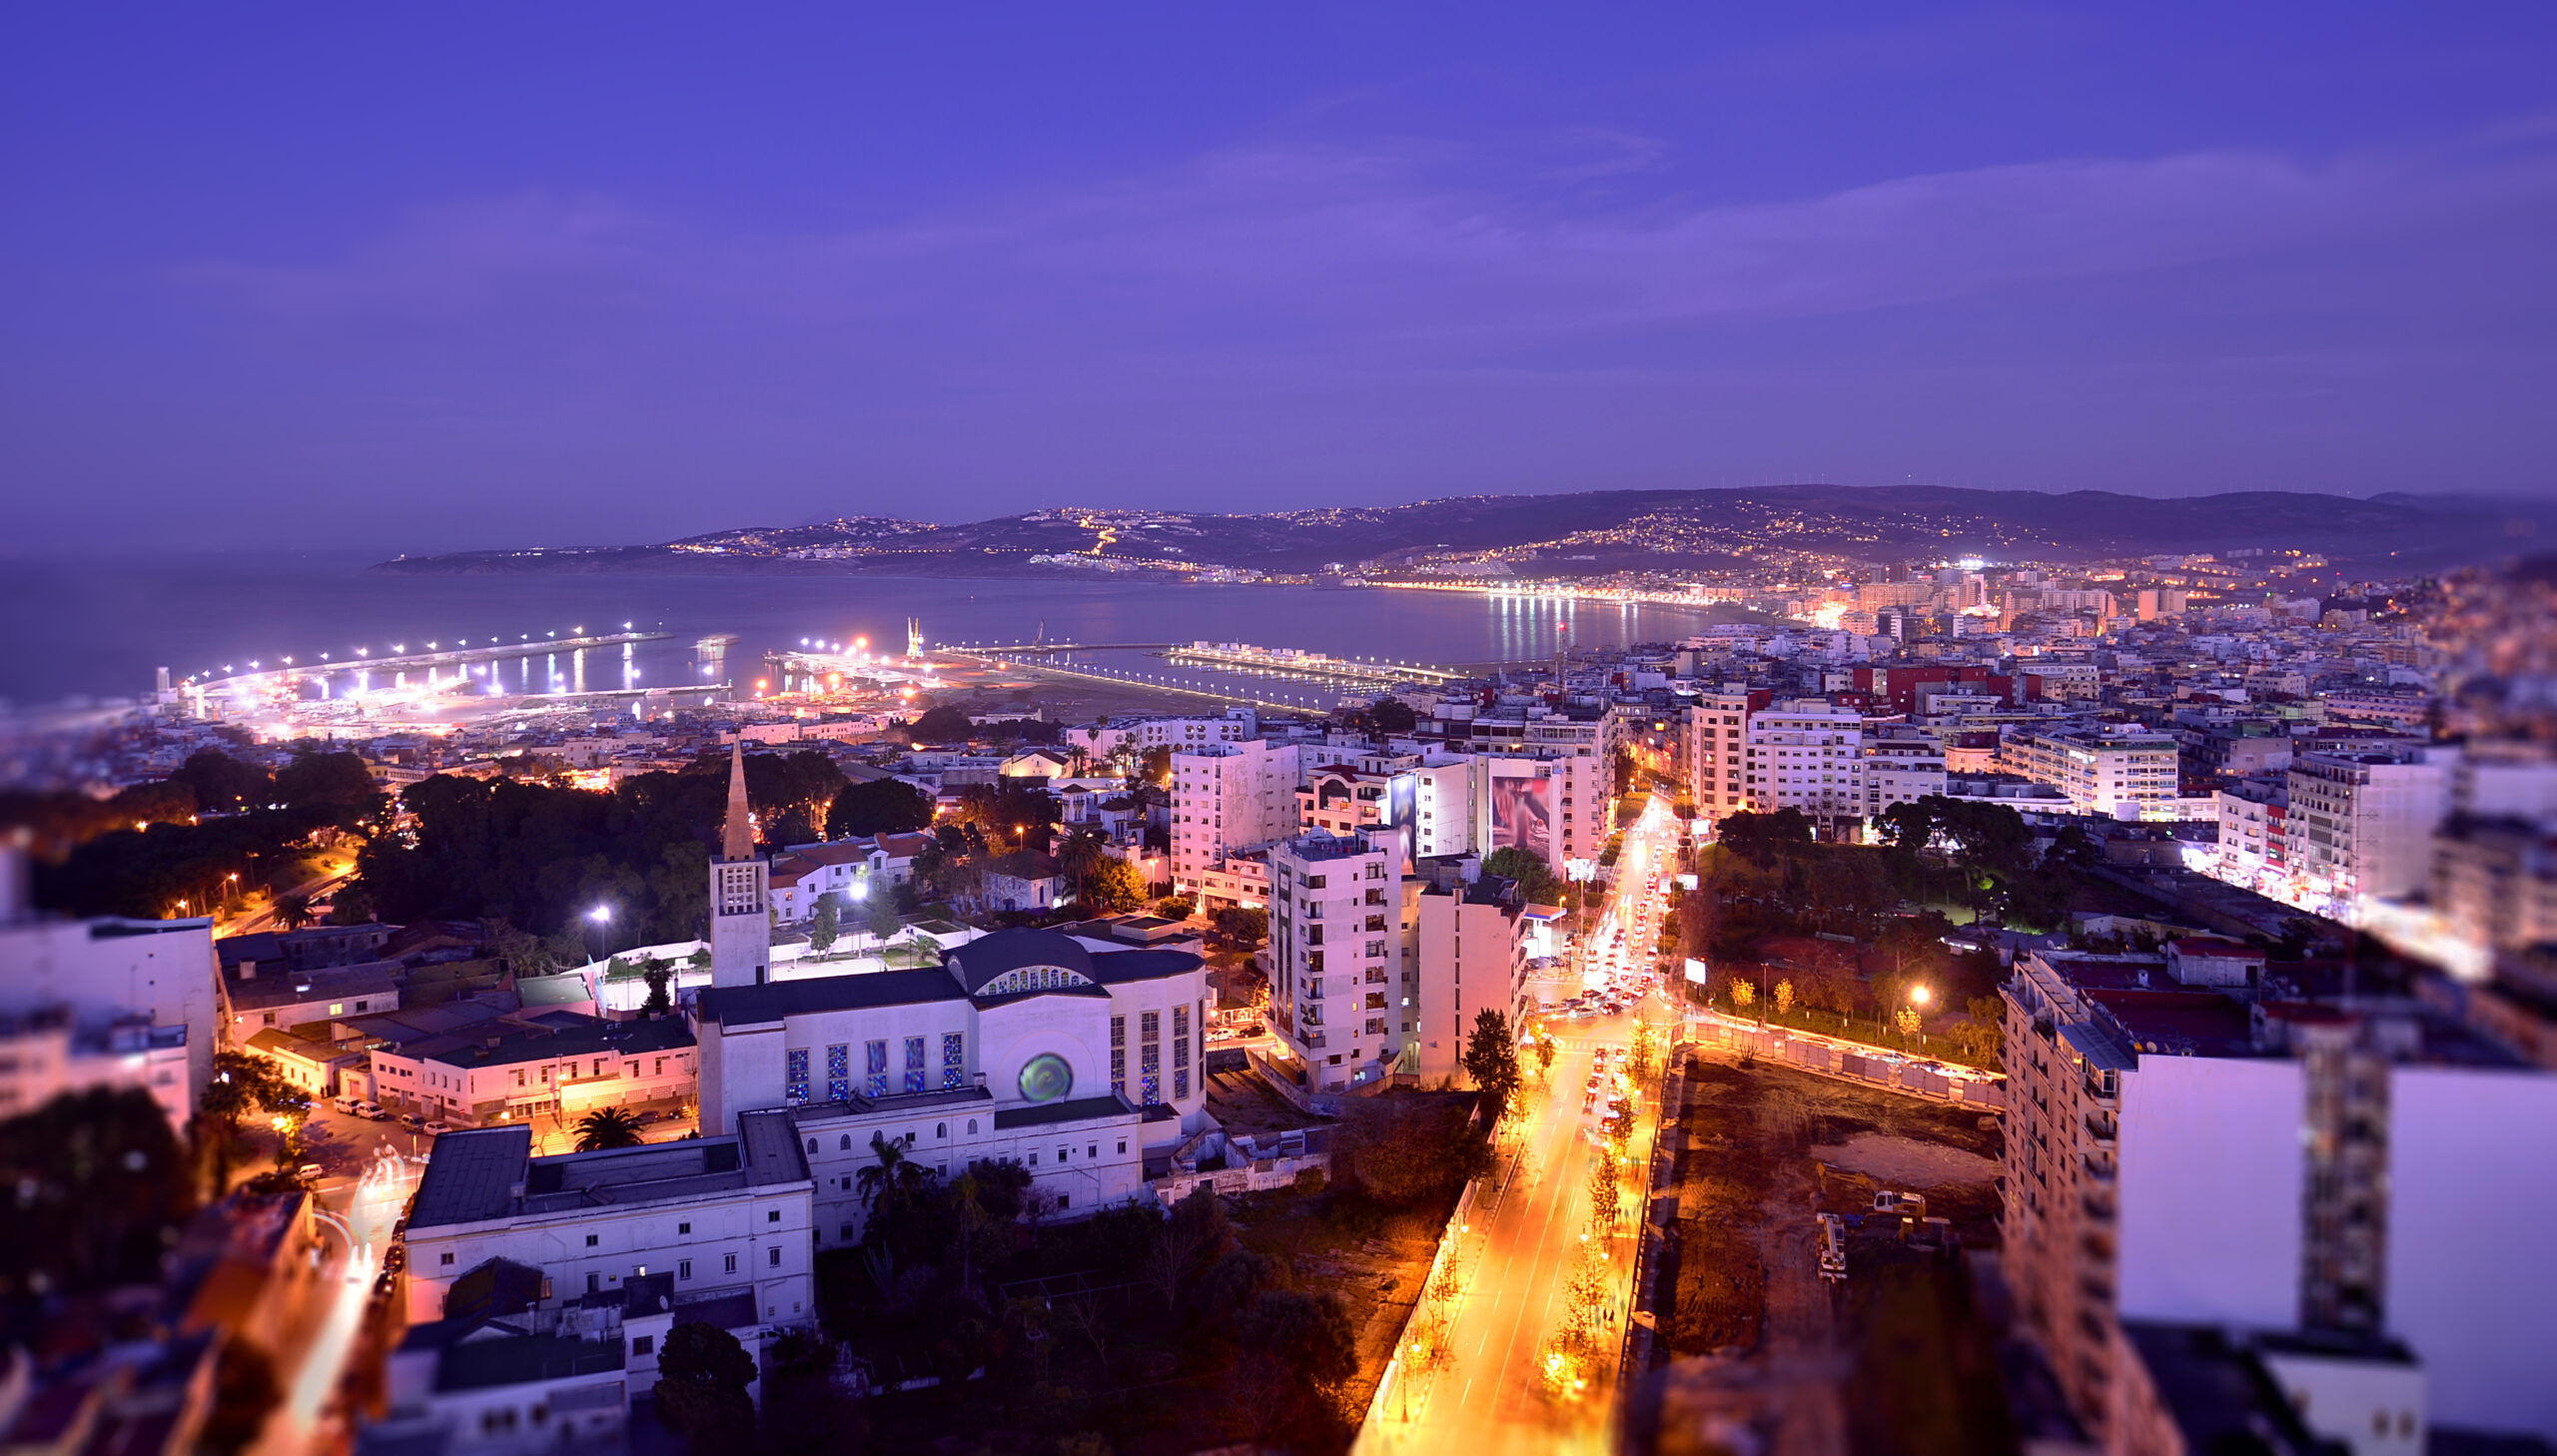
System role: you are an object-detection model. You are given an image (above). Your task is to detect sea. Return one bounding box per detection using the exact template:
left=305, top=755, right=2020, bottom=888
left=0, top=550, right=1758, bottom=711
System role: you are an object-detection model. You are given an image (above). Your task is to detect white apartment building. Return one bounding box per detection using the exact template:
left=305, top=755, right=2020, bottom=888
left=1268, top=831, right=1403, bottom=1092
left=0, top=1009, right=192, bottom=1125
left=1472, top=753, right=1609, bottom=874
left=2002, top=953, right=2557, bottom=1448
left=402, top=1113, right=817, bottom=1332
left=1407, top=755, right=1475, bottom=860
left=2287, top=747, right=2454, bottom=904
left=2214, top=781, right=2289, bottom=894
left=0, top=854, right=216, bottom=1120
left=1066, top=712, right=1255, bottom=763
left=1408, top=875, right=1528, bottom=1085
left=1740, top=699, right=1867, bottom=829
left=1863, top=729, right=1949, bottom=821
left=1296, top=765, right=1392, bottom=838
left=1684, top=691, right=1751, bottom=821
left=1171, top=738, right=1303, bottom=891
left=2011, top=725, right=2181, bottom=818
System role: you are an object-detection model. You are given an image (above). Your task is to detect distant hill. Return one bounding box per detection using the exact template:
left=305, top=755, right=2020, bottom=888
left=372, top=485, right=2557, bottom=577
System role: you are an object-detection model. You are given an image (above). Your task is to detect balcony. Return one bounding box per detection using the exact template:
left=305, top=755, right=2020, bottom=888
left=2082, top=1151, right=2117, bottom=1185
left=2085, top=1111, right=2118, bottom=1146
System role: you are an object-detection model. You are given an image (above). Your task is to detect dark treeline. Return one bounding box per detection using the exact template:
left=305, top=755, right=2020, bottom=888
left=22, top=749, right=387, bottom=919
left=356, top=748, right=848, bottom=945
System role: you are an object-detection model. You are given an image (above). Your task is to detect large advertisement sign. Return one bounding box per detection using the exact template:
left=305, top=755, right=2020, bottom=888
left=1488, top=770, right=1554, bottom=863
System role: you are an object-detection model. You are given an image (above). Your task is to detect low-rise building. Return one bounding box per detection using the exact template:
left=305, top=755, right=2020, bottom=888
left=401, top=1114, right=816, bottom=1332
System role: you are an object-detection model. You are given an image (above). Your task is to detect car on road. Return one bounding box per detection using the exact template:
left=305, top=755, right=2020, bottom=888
left=424, top=1120, right=451, bottom=1135
left=331, top=1095, right=360, bottom=1115
left=398, top=1113, right=425, bottom=1131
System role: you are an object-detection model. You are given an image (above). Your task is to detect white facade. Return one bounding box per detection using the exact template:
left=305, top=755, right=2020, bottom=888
left=1171, top=738, right=1302, bottom=889
left=1268, top=831, right=1402, bottom=1091
left=1407, top=755, right=1476, bottom=860
left=0, top=909, right=216, bottom=1110
left=1742, top=699, right=1867, bottom=826
left=693, top=929, right=1210, bottom=1245
left=2287, top=748, right=2453, bottom=902
left=1685, top=692, right=1751, bottom=820
left=403, top=1113, right=817, bottom=1331
left=1408, top=878, right=1527, bottom=1084
left=2012, top=725, right=2180, bottom=818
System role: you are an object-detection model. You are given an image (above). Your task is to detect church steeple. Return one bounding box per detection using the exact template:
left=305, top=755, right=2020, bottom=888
left=707, top=735, right=771, bottom=993
left=722, top=738, right=755, bottom=861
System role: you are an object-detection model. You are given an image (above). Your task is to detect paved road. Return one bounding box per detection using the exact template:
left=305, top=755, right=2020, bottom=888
left=1382, top=800, right=1684, bottom=1455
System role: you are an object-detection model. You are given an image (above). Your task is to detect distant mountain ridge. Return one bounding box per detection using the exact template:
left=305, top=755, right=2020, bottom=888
left=373, top=484, right=2557, bottom=577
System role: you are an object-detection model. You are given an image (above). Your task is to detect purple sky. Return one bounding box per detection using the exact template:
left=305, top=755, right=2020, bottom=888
left=5, top=4, right=2555, bottom=552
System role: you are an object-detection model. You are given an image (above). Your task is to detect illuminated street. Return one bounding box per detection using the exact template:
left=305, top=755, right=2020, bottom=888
left=1384, top=799, right=1682, bottom=1455
left=256, top=1149, right=419, bottom=1455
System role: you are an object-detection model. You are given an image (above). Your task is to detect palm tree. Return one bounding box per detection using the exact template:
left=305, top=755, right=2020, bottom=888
left=1057, top=827, right=1107, bottom=905
left=574, top=1106, right=646, bottom=1151
left=273, top=892, right=312, bottom=932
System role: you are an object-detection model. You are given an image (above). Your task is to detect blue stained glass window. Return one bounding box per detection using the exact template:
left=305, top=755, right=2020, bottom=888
left=904, top=1036, right=927, bottom=1093
left=825, top=1043, right=850, bottom=1102
left=865, top=1040, right=888, bottom=1099
left=941, top=1033, right=965, bottom=1090
left=785, top=1049, right=809, bottom=1104
left=1141, top=1042, right=1161, bottom=1105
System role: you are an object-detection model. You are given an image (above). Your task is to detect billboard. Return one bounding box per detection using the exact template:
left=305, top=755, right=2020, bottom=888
left=1487, top=770, right=1554, bottom=863
left=1684, top=958, right=1710, bottom=985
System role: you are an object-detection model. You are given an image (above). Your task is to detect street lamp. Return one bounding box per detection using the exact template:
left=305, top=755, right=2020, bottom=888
left=586, top=905, right=612, bottom=962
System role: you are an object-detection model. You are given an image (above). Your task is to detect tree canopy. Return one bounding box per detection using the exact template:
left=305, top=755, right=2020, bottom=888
left=1480, top=846, right=1562, bottom=905
left=355, top=770, right=717, bottom=942
left=825, top=777, right=936, bottom=839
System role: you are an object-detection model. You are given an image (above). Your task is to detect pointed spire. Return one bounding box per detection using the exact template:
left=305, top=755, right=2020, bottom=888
left=722, top=738, right=755, bottom=860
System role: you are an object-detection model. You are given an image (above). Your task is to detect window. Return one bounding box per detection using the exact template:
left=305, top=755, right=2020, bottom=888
left=905, top=1036, right=927, bottom=1093
left=826, top=1043, right=850, bottom=1102
left=785, top=1048, right=810, bottom=1104
left=967, top=1118, right=978, bottom=1135
left=942, top=1033, right=965, bottom=1090
left=805, top=1137, right=817, bottom=1154
left=439, top=1251, right=454, bottom=1267
left=841, top=1224, right=855, bottom=1239
left=724, top=1253, right=738, bottom=1274
left=1110, top=1017, right=1126, bottom=1096
left=585, top=1234, right=599, bottom=1247
left=767, top=1208, right=781, bottom=1223
left=865, top=1040, right=888, bottom=1098
left=587, top=1272, right=601, bottom=1294
left=631, top=1336, right=654, bottom=1356
left=1088, top=1144, right=1098, bottom=1159
left=768, top=1246, right=782, bottom=1268
left=678, top=1222, right=690, bottom=1235
left=936, top=1122, right=947, bottom=1139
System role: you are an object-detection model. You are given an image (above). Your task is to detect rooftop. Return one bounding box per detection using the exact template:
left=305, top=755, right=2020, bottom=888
left=408, top=1111, right=807, bottom=1231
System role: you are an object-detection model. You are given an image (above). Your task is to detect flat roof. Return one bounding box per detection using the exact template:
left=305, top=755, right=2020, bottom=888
left=995, top=1092, right=1141, bottom=1129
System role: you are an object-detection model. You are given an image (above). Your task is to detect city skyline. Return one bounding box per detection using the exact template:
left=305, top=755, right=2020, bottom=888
left=6, top=4, right=2557, bottom=553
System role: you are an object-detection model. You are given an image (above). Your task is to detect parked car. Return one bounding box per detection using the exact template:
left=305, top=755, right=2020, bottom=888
left=359, top=1101, right=388, bottom=1120
left=424, top=1120, right=451, bottom=1135
left=296, top=1163, right=325, bottom=1183
left=398, top=1113, right=424, bottom=1131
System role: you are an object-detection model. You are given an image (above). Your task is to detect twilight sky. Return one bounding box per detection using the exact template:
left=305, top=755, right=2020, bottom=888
left=5, top=4, right=2556, bottom=552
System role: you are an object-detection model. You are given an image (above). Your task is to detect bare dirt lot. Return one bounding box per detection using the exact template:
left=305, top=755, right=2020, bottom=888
left=1636, top=1048, right=2013, bottom=1456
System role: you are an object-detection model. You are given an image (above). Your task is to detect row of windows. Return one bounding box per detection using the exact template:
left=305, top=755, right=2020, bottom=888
left=786, top=1033, right=965, bottom=1103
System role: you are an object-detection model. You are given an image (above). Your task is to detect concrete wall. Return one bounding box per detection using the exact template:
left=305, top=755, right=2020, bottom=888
left=2387, top=1066, right=2557, bottom=1441
left=2117, top=1055, right=2303, bottom=1331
